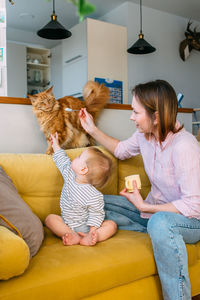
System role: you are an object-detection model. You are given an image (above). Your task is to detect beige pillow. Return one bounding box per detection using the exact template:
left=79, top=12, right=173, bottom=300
left=0, top=167, right=44, bottom=257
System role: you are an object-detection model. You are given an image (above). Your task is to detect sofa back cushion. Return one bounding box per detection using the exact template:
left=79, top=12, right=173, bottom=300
left=118, top=154, right=151, bottom=199
left=0, top=147, right=117, bottom=223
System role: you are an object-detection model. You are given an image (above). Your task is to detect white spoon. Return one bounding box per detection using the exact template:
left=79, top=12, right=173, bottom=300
left=65, top=107, right=80, bottom=112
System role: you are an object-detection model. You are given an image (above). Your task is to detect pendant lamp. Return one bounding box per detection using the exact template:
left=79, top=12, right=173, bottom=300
left=127, top=0, right=156, bottom=54
left=37, top=0, right=72, bottom=40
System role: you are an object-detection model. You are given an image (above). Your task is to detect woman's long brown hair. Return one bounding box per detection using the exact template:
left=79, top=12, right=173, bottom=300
left=132, top=80, right=183, bottom=143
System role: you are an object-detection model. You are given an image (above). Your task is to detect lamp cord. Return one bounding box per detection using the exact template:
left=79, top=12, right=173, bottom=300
left=53, top=0, right=55, bottom=14
left=140, top=0, right=142, bottom=34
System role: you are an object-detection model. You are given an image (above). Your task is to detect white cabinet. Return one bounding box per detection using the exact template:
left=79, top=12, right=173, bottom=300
left=50, top=44, right=63, bottom=99
left=7, top=43, right=51, bottom=97
left=62, top=21, right=87, bottom=65
left=56, top=18, right=128, bottom=102
left=7, top=42, right=27, bottom=97
left=62, top=57, right=88, bottom=97
left=26, top=47, right=51, bottom=95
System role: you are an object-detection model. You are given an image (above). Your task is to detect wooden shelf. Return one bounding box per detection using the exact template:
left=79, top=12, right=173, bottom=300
left=27, top=81, right=50, bottom=87
left=0, top=97, right=31, bottom=105
left=27, top=62, right=49, bottom=69
left=0, top=97, right=194, bottom=113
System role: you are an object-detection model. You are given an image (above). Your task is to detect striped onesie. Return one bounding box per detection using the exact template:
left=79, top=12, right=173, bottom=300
left=53, top=149, right=105, bottom=231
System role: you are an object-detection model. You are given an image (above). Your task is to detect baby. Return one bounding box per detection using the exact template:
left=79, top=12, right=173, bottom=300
left=45, top=132, right=117, bottom=246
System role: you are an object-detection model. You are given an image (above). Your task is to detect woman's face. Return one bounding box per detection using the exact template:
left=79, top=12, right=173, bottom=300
left=130, top=95, right=155, bottom=134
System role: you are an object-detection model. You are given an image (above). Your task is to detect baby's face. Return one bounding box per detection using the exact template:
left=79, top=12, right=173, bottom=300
left=71, top=150, right=90, bottom=174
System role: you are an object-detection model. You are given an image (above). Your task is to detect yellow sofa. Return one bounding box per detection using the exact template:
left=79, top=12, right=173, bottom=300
left=0, top=146, right=200, bottom=300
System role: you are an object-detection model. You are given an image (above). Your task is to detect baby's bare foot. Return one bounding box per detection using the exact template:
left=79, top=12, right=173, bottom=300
left=80, top=229, right=98, bottom=246
left=62, top=232, right=81, bottom=246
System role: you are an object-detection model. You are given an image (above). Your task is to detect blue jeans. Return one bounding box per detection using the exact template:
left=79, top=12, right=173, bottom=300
left=104, top=195, right=200, bottom=300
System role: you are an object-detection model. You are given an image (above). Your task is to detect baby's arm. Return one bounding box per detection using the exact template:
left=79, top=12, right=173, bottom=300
left=53, top=150, right=71, bottom=176
left=51, top=133, right=71, bottom=176
left=50, top=132, right=61, bottom=153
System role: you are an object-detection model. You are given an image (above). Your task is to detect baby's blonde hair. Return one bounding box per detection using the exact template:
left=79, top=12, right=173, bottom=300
left=85, top=147, right=113, bottom=188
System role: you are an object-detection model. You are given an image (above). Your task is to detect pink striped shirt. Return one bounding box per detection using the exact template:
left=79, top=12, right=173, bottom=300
left=114, top=128, right=200, bottom=219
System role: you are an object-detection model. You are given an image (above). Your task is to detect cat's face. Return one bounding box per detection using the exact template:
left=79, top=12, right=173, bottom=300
left=29, top=87, right=56, bottom=112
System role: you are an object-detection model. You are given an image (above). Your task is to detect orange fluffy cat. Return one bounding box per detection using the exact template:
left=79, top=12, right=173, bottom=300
left=29, top=81, right=109, bottom=154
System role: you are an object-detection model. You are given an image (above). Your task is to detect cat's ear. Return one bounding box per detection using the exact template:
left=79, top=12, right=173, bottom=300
left=45, top=86, right=54, bottom=95
left=28, top=94, right=37, bottom=104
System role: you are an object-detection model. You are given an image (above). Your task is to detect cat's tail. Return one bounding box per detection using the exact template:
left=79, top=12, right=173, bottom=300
left=83, top=81, right=109, bottom=115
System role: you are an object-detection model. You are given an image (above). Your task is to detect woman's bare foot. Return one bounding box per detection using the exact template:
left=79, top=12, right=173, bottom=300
left=62, top=232, right=81, bottom=246
left=79, top=229, right=98, bottom=246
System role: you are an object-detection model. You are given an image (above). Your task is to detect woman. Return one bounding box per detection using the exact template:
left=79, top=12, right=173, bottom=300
left=79, top=79, right=200, bottom=300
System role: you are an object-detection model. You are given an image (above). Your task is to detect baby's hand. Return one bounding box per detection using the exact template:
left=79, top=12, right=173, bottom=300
left=50, top=132, right=61, bottom=153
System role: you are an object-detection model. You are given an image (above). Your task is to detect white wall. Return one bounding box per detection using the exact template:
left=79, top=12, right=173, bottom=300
left=7, top=27, right=59, bottom=49
left=0, top=104, right=192, bottom=153
left=0, top=105, right=135, bottom=153
left=0, top=104, right=47, bottom=153
left=101, top=2, right=200, bottom=108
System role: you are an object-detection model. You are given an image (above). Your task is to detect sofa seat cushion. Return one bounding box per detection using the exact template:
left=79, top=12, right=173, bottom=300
left=0, top=226, right=30, bottom=280
left=0, top=229, right=199, bottom=300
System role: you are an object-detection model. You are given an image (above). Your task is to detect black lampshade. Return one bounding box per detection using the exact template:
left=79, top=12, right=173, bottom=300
left=37, top=0, right=72, bottom=40
left=37, top=14, right=72, bottom=40
left=127, top=0, right=156, bottom=55
left=127, top=33, right=156, bottom=54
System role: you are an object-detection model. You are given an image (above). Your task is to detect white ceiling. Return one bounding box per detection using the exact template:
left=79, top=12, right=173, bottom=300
left=6, top=0, right=200, bottom=33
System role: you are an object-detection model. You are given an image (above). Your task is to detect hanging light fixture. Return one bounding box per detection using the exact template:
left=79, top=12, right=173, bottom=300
left=37, top=0, right=72, bottom=40
left=127, top=0, right=156, bottom=54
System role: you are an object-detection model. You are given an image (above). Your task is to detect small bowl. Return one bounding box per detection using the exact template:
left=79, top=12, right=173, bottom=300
left=33, top=59, right=39, bottom=64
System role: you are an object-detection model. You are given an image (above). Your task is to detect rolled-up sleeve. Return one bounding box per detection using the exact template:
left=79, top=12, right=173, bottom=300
left=172, top=139, right=200, bottom=219
left=114, top=131, right=141, bottom=160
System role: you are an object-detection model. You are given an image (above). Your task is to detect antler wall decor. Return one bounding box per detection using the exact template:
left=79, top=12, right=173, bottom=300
left=179, top=20, right=200, bottom=61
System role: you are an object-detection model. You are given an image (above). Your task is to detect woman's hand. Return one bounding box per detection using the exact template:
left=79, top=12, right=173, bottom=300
left=50, top=132, right=61, bottom=153
left=79, top=107, right=119, bottom=154
left=121, top=180, right=181, bottom=214
left=120, top=180, right=145, bottom=212
left=79, top=108, right=96, bottom=135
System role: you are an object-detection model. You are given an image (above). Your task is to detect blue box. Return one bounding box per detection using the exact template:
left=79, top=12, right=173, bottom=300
left=95, top=78, right=123, bottom=104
